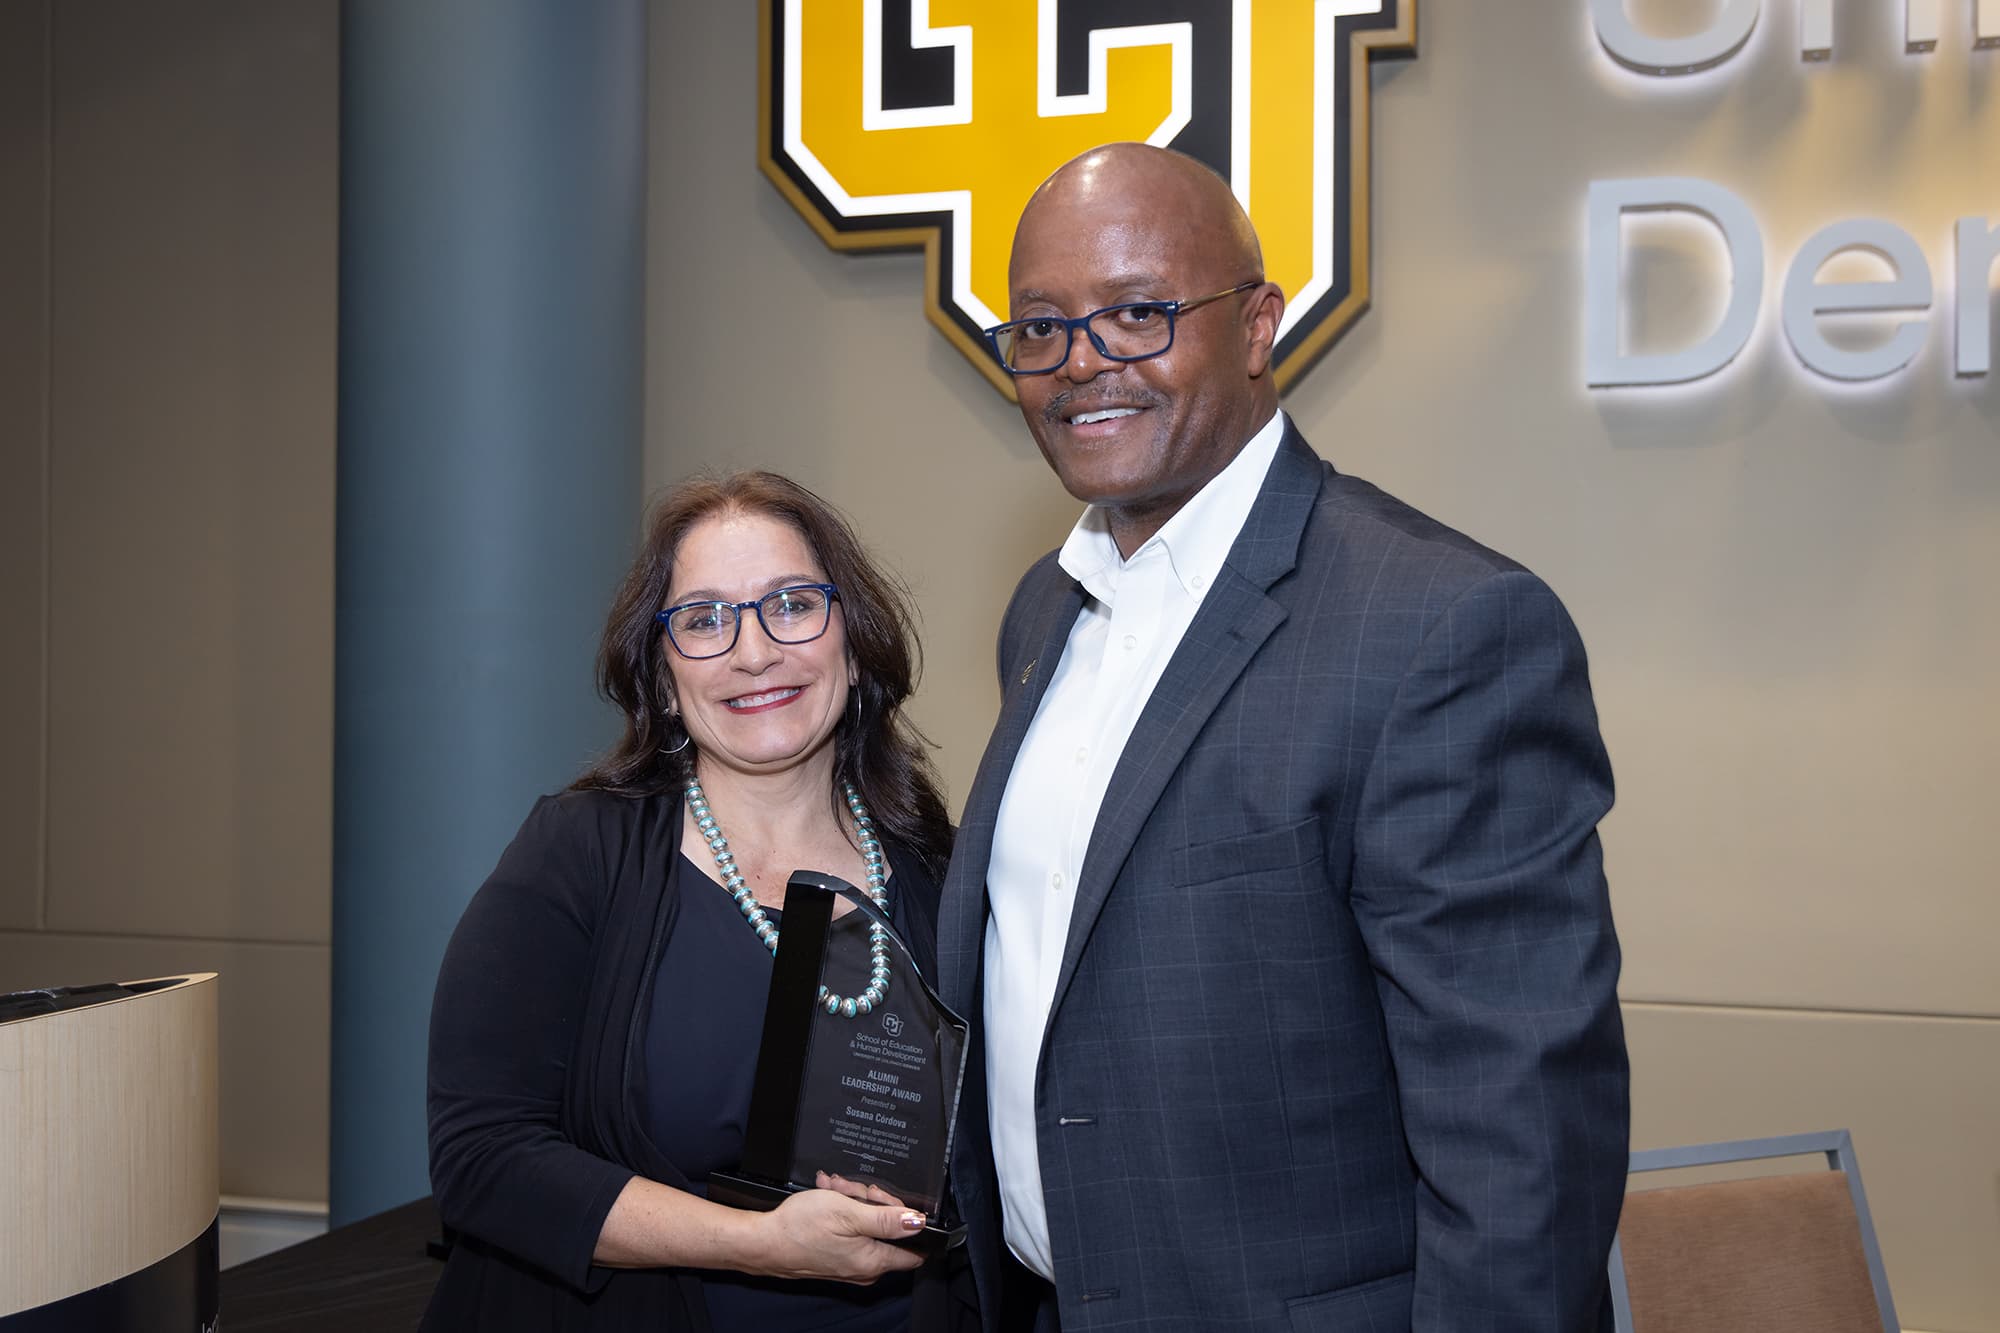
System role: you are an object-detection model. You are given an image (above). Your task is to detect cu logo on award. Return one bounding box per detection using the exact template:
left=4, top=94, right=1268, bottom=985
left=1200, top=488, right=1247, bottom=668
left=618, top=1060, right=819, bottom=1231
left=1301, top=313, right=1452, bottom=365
left=760, top=0, right=1417, bottom=398
left=880, top=1012, right=904, bottom=1037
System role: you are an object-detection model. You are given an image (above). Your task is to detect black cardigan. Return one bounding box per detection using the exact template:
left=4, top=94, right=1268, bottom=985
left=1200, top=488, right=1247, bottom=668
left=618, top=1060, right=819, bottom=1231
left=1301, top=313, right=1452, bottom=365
left=420, top=788, right=958, bottom=1331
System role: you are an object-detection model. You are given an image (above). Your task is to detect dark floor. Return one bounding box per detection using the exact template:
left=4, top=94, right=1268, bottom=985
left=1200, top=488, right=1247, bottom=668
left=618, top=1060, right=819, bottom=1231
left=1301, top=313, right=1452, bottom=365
left=219, top=1197, right=441, bottom=1332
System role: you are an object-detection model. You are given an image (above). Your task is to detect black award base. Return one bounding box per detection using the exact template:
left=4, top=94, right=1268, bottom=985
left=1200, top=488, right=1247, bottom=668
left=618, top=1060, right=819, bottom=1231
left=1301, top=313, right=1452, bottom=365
left=706, top=1171, right=965, bottom=1258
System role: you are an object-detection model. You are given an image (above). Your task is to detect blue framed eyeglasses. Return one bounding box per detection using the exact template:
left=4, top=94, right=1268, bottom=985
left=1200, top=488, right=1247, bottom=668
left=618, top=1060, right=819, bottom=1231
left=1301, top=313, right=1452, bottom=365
left=982, top=279, right=1264, bottom=376
left=655, top=583, right=841, bottom=660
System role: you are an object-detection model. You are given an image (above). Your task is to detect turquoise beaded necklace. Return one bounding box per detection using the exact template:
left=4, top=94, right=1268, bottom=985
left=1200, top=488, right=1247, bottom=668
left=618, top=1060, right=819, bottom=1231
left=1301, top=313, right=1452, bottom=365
left=684, top=778, right=891, bottom=1019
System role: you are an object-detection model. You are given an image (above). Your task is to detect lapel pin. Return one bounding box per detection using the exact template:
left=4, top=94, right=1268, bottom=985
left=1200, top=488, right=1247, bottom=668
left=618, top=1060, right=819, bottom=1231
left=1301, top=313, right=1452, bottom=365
left=1019, top=658, right=1038, bottom=687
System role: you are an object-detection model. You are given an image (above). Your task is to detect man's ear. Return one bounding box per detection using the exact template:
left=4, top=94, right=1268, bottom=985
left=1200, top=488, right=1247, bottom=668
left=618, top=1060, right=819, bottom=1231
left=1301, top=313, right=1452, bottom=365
left=1244, top=282, right=1286, bottom=378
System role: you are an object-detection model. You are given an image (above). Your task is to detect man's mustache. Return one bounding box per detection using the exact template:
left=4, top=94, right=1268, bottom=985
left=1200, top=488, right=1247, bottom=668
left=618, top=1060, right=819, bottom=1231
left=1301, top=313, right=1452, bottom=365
left=1038, top=389, right=1163, bottom=427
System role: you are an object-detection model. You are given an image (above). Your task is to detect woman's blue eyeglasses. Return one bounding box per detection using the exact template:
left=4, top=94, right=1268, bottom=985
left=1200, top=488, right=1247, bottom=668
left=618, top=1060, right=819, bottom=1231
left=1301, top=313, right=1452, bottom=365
left=655, top=583, right=841, bottom=660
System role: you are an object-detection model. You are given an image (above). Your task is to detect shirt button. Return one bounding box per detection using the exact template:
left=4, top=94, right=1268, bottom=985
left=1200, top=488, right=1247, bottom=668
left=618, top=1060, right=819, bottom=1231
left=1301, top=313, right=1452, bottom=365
left=1192, top=575, right=1207, bottom=591
left=1074, top=746, right=1088, bottom=765
left=1050, top=872, right=1065, bottom=891
left=1122, top=634, right=1138, bottom=651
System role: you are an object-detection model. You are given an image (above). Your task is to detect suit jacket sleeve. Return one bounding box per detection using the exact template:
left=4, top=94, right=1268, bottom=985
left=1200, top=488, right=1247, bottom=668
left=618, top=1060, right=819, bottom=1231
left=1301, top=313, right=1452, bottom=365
left=427, top=795, right=638, bottom=1293
left=1349, top=569, right=1628, bottom=1331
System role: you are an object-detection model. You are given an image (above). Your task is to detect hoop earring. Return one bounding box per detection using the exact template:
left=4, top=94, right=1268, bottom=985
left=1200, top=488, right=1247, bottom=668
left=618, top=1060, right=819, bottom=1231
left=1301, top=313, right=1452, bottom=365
left=661, top=703, right=691, bottom=755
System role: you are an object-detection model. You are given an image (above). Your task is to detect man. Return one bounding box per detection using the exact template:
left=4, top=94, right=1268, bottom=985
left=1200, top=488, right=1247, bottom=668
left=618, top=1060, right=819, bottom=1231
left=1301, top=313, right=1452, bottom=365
left=937, top=143, right=1629, bottom=1332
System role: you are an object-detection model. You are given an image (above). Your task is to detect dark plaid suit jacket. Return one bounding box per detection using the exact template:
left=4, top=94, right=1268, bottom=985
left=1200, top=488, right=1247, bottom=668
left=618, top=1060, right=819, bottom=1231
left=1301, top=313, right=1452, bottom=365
left=938, top=424, right=1629, bottom=1332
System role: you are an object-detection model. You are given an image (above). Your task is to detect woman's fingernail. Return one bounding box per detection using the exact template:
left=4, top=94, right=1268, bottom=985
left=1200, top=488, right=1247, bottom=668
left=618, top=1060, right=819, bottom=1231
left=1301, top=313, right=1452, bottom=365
left=899, top=1211, right=926, bottom=1231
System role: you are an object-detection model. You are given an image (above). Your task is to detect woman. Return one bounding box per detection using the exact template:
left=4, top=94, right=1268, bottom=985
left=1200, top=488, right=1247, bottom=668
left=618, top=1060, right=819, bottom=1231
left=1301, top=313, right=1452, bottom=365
left=422, top=472, right=962, bottom=1331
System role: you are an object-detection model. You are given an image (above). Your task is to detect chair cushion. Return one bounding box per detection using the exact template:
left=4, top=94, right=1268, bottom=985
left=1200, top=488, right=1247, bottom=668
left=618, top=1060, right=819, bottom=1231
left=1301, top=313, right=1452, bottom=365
left=1618, top=1169, right=1884, bottom=1333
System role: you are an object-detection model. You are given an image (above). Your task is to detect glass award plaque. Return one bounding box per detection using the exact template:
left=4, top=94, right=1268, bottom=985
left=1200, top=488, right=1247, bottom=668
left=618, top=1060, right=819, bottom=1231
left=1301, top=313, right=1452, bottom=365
left=708, top=871, right=968, bottom=1255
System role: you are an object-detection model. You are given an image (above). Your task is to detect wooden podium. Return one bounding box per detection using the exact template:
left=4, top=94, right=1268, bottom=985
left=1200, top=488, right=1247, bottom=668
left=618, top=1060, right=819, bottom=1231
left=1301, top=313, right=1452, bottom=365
left=0, top=973, right=220, bottom=1329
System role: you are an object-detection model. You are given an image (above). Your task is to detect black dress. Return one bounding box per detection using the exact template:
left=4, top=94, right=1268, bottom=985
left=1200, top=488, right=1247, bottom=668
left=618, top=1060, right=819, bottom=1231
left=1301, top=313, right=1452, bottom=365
left=420, top=788, right=963, bottom=1332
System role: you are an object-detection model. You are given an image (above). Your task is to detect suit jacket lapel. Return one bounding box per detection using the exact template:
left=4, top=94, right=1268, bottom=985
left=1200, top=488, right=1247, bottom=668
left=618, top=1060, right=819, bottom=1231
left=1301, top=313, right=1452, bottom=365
left=1048, top=424, right=1325, bottom=1018
left=937, top=574, right=1087, bottom=1017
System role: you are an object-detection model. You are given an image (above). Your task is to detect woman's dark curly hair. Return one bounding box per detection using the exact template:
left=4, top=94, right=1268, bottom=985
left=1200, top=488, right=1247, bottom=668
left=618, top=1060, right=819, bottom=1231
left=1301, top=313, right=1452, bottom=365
left=572, top=471, right=953, bottom=880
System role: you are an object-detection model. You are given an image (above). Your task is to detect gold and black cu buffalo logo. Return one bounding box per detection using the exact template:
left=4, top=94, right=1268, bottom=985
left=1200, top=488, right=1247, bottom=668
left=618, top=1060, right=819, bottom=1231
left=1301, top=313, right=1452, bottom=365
left=759, top=2, right=1417, bottom=399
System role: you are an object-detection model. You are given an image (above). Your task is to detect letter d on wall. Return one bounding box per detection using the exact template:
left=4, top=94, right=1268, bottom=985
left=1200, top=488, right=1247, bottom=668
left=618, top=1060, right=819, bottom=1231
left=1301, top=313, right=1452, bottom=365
left=1586, top=178, right=1764, bottom=387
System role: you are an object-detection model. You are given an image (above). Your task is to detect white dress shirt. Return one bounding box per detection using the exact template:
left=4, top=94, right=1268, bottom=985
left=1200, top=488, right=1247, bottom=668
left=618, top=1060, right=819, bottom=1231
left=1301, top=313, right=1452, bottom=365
left=982, top=411, right=1285, bottom=1278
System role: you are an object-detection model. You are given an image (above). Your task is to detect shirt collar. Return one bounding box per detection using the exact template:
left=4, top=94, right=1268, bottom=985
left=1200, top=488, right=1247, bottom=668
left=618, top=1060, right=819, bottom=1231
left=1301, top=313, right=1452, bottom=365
left=1057, top=410, right=1286, bottom=605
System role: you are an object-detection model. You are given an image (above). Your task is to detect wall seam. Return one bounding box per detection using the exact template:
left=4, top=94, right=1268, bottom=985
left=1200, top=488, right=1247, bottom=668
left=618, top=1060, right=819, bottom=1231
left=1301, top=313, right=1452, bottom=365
left=35, top=0, right=52, bottom=934
left=0, top=927, right=331, bottom=950
left=1624, top=997, right=2000, bottom=1025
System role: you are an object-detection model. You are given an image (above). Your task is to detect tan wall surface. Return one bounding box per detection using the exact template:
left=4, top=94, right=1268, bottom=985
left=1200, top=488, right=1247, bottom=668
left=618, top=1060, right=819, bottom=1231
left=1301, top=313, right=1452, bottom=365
left=0, top=0, right=336, bottom=1201
left=647, top=2, right=1997, bottom=1327
left=44, top=0, right=337, bottom=946
left=0, top=0, right=49, bottom=936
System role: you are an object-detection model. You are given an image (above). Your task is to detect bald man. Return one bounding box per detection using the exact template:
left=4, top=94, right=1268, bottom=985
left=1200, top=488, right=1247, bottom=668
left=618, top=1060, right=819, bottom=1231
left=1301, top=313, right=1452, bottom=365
left=935, top=145, right=1629, bottom=1332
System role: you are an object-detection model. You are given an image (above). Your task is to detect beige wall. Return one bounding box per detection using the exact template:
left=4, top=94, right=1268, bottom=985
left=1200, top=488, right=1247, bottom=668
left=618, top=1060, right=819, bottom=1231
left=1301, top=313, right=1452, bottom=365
left=0, top=0, right=336, bottom=1202
left=0, top=0, right=1991, bottom=1325
left=648, top=3, right=1997, bottom=1328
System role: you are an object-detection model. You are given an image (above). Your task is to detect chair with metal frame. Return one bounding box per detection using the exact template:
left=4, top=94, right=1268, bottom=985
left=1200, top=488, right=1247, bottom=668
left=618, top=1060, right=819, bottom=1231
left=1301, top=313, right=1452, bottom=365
left=1609, top=1129, right=1900, bottom=1333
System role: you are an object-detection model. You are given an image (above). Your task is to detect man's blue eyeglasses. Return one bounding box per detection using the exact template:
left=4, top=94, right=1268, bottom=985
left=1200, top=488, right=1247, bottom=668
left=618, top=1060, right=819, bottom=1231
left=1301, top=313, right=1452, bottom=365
left=983, top=279, right=1264, bottom=376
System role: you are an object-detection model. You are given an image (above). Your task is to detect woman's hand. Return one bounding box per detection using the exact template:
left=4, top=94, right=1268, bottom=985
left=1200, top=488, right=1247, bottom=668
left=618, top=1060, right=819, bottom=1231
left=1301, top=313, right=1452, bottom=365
left=813, top=1170, right=907, bottom=1209
left=592, top=1174, right=925, bottom=1280
left=748, top=1185, right=929, bottom=1284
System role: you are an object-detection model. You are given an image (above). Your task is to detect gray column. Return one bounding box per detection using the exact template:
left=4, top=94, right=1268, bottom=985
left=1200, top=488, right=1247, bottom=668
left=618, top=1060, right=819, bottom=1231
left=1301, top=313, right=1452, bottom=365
left=332, top=0, right=646, bottom=1224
